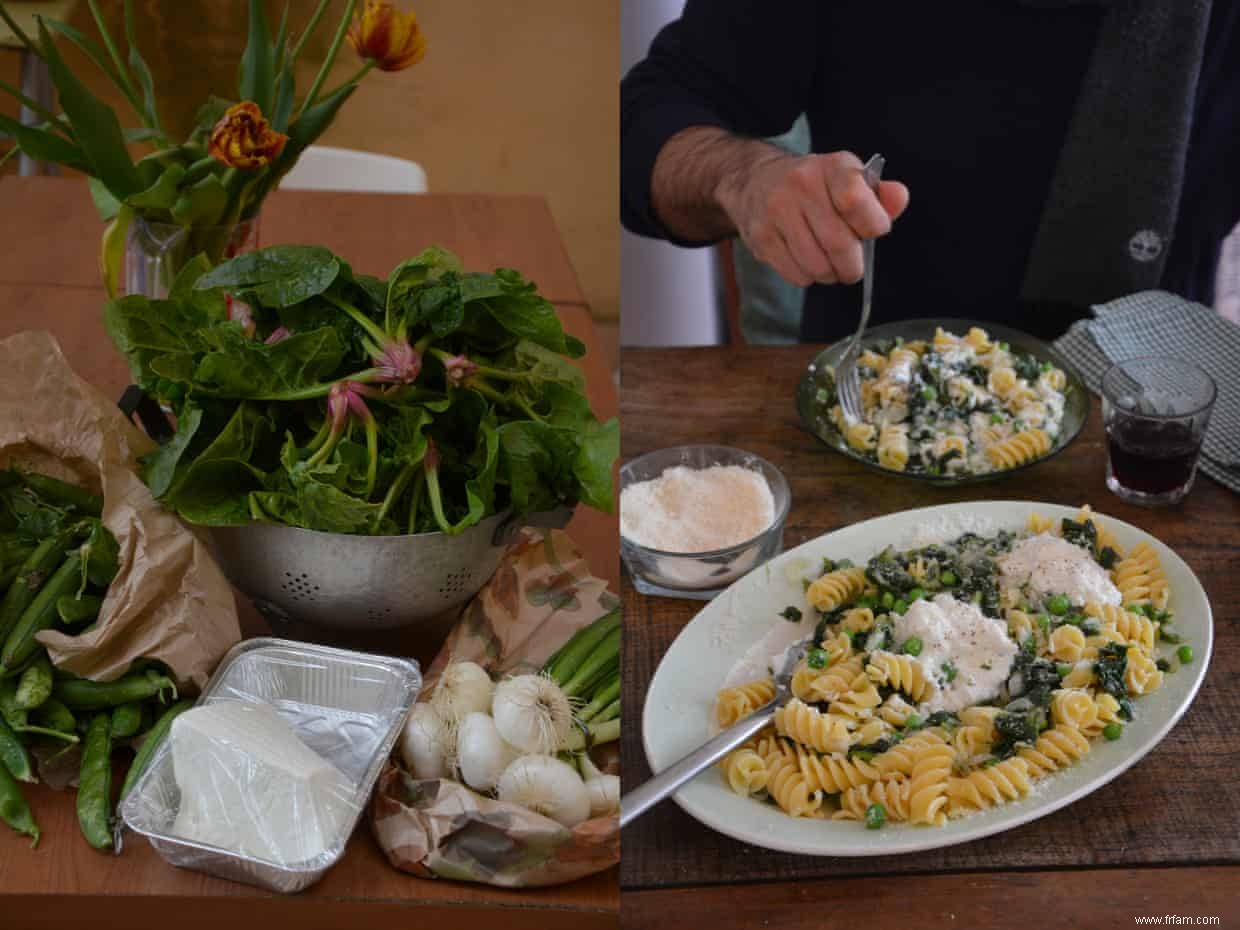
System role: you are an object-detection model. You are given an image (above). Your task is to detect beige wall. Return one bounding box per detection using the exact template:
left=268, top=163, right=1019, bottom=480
left=5, top=0, right=618, bottom=321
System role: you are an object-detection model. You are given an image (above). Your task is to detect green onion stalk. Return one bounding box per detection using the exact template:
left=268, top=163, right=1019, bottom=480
left=542, top=610, right=621, bottom=750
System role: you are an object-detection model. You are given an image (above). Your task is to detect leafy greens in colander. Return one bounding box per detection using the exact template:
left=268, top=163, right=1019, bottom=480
left=105, top=245, right=617, bottom=535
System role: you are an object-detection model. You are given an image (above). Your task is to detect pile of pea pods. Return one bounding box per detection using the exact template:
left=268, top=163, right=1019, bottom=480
left=0, top=469, right=190, bottom=850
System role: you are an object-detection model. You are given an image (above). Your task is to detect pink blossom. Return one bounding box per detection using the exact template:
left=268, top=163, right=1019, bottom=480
left=228, top=298, right=256, bottom=338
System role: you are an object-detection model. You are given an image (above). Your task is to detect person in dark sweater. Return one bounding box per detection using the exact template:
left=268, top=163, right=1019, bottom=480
left=621, top=1, right=1240, bottom=343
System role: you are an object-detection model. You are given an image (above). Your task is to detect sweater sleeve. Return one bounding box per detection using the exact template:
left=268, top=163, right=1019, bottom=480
left=620, top=0, right=822, bottom=245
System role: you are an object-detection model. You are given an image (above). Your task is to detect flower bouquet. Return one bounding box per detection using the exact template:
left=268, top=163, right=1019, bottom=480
left=0, top=0, right=426, bottom=298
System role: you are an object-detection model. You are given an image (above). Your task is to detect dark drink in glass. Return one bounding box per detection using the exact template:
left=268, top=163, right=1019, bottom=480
left=1101, top=358, right=1216, bottom=507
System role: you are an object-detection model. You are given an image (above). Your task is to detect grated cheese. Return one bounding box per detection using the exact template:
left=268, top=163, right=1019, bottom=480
left=620, top=464, right=775, bottom=554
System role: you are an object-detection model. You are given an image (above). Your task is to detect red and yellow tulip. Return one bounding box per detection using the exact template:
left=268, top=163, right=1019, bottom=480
left=348, top=1, right=427, bottom=72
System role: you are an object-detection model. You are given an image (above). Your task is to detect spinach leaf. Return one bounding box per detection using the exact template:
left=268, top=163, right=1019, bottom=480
left=193, top=245, right=341, bottom=307
left=193, top=325, right=344, bottom=398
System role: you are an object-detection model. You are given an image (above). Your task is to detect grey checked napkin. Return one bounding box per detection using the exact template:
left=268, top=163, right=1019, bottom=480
left=1052, top=290, right=1240, bottom=494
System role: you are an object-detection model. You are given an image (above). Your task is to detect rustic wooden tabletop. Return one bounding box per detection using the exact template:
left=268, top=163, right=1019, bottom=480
left=619, top=344, right=1240, bottom=930
left=0, top=177, right=619, bottom=929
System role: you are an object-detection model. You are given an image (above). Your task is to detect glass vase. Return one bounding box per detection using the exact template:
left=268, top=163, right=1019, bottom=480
left=124, top=215, right=260, bottom=299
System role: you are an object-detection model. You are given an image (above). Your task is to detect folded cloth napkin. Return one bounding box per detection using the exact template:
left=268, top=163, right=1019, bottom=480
left=1053, top=290, right=1240, bottom=493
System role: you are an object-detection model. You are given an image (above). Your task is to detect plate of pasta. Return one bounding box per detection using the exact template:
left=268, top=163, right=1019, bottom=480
left=796, top=319, right=1089, bottom=483
left=640, top=501, right=1211, bottom=856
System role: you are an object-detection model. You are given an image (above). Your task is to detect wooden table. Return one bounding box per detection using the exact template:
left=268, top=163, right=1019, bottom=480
left=0, top=177, right=618, bottom=928
left=620, top=345, right=1240, bottom=930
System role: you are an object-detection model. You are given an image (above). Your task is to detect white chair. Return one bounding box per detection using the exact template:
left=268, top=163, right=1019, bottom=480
left=279, top=145, right=428, bottom=194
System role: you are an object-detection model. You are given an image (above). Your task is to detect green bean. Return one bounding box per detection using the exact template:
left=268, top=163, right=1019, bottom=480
left=22, top=473, right=103, bottom=516
left=57, top=593, right=103, bottom=627
left=0, top=757, right=38, bottom=846
left=121, top=699, right=192, bottom=800
left=110, top=701, right=144, bottom=740
left=0, top=526, right=78, bottom=645
left=76, top=713, right=113, bottom=851
left=0, top=713, right=34, bottom=783
left=30, top=696, right=75, bottom=734
left=1, top=552, right=83, bottom=670
left=15, top=654, right=53, bottom=710
left=54, top=668, right=177, bottom=711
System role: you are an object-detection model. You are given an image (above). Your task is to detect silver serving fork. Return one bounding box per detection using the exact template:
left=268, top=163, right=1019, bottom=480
left=618, top=636, right=811, bottom=829
left=834, top=153, right=886, bottom=424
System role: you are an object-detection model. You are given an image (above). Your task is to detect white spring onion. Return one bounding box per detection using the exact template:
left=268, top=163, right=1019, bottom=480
left=400, top=702, right=451, bottom=778
left=431, top=661, right=495, bottom=738
left=497, top=755, right=591, bottom=827
left=491, top=674, right=574, bottom=755
left=579, top=754, right=620, bottom=818
left=456, top=711, right=519, bottom=792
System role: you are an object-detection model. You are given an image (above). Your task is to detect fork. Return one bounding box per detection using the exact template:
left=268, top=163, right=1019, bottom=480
left=618, top=636, right=811, bottom=829
left=834, top=153, right=886, bottom=424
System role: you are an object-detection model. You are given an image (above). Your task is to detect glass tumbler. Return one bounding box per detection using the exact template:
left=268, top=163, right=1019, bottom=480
left=1101, top=357, right=1217, bottom=506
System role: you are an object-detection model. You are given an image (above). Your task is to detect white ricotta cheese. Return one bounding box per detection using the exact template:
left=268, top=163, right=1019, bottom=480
left=889, top=594, right=1018, bottom=713
left=169, top=701, right=354, bottom=866
left=997, top=533, right=1121, bottom=607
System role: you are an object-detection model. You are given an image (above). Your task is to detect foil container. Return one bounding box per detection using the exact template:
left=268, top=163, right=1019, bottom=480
left=120, top=637, right=421, bottom=893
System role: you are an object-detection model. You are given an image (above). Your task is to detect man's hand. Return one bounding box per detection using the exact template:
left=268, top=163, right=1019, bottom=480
left=648, top=128, right=909, bottom=287
left=717, top=149, right=909, bottom=287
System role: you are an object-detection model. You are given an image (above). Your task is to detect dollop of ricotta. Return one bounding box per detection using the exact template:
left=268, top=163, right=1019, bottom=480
left=997, top=533, right=1121, bottom=607
left=889, top=594, right=1018, bottom=713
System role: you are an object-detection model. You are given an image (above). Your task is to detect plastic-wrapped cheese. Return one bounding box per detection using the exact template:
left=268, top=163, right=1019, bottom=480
left=169, top=701, right=354, bottom=865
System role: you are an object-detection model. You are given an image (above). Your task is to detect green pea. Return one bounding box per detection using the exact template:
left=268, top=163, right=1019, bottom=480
left=904, top=714, right=923, bottom=730
left=1103, top=723, right=1123, bottom=741
left=1056, top=663, right=1073, bottom=678
left=892, top=599, right=908, bottom=615
left=1037, top=614, right=1052, bottom=634
left=864, top=802, right=887, bottom=830
left=881, top=592, right=895, bottom=609
left=807, top=648, right=830, bottom=670
left=989, top=412, right=1004, bottom=424
left=1046, top=594, right=1070, bottom=616
left=939, top=570, right=958, bottom=586
left=907, top=587, right=926, bottom=602
left=855, top=594, right=877, bottom=609
left=1177, top=645, right=1194, bottom=664
left=901, top=637, right=924, bottom=657
left=922, top=386, right=937, bottom=402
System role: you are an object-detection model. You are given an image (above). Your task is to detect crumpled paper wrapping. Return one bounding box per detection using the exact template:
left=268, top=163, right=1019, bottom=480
left=370, top=529, right=620, bottom=888
left=0, top=330, right=241, bottom=689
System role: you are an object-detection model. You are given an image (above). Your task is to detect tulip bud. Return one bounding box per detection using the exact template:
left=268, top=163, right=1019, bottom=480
left=348, top=1, right=427, bottom=72
left=208, top=101, right=289, bottom=170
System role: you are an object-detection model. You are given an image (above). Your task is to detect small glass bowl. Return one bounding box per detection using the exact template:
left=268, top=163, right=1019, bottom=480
left=620, top=445, right=791, bottom=600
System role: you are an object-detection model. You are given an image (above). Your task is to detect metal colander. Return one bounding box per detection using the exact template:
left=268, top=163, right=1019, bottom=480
left=208, top=508, right=573, bottom=630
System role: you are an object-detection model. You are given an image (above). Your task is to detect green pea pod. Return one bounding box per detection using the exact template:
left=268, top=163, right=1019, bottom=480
left=110, top=701, right=144, bottom=740
left=54, top=668, right=177, bottom=711
left=0, top=759, right=38, bottom=847
left=0, top=527, right=78, bottom=646
left=0, top=713, right=34, bottom=783
left=77, top=713, right=113, bottom=851
left=14, top=654, right=53, bottom=710
left=121, top=698, right=192, bottom=800
left=30, top=696, right=76, bottom=734
left=57, top=593, right=103, bottom=626
left=0, top=678, right=26, bottom=729
left=21, top=474, right=103, bottom=517
left=78, top=520, right=120, bottom=590
left=1, top=552, right=83, bottom=670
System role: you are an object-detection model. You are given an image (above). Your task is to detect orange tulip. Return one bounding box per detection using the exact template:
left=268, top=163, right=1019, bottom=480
left=348, top=1, right=427, bottom=72
left=208, top=101, right=289, bottom=170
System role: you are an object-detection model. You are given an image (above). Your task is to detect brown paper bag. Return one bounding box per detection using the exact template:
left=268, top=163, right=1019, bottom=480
left=370, top=529, right=620, bottom=887
left=0, top=330, right=241, bottom=689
